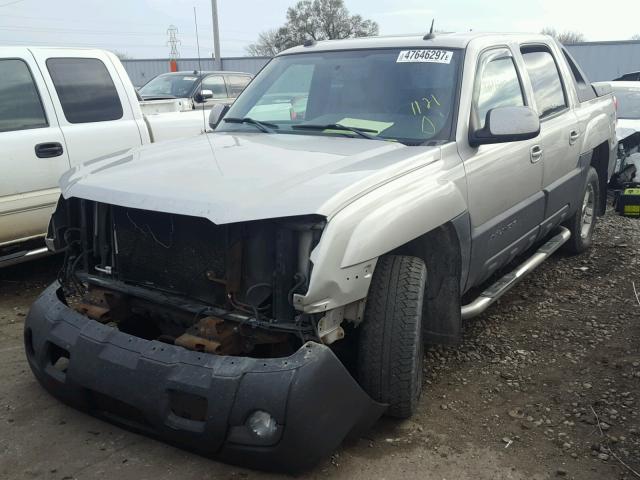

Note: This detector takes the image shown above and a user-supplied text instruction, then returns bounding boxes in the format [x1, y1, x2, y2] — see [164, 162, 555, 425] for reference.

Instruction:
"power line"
[0, 25, 254, 42]
[0, 0, 26, 7]
[0, 12, 251, 35]
[0, 25, 169, 36]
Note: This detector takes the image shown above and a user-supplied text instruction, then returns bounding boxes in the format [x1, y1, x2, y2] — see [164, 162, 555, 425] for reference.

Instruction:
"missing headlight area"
[53, 198, 326, 358]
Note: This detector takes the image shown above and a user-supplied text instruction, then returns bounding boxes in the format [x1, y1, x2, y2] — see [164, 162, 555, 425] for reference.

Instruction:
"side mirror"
[470, 106, 540, 147]
[196, 89, 214, 102]
[208, 103, 230, 129]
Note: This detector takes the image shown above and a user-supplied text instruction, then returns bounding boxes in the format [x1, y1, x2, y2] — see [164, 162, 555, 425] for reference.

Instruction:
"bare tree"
[541, 27, 585, 44]
[631, 34, 640, 40]
[245, 29, 289, 56]
[246, 0, 379, 56]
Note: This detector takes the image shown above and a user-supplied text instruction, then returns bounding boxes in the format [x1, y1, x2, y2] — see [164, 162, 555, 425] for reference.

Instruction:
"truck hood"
[61, 132, 441, 224]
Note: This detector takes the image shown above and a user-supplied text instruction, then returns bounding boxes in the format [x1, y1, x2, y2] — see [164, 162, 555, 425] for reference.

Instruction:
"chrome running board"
[461, 227, 571, 320]
[0, 247, 50, 269]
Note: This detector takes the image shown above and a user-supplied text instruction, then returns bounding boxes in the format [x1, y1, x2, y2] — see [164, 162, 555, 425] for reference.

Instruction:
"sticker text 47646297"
[396, 50, 453, 64]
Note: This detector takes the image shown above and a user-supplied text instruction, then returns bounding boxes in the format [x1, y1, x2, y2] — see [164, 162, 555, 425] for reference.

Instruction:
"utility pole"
[211, 0, 221, 70]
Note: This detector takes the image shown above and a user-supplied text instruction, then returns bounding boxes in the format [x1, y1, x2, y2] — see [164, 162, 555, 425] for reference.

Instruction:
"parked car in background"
[0, 47, 216, 268]
[610, 82, 640, 130]
[27, 32, 616, 472]
[614, 71, 640, 81]
[607, 81, 640, 184]
[138, 70, 253, 109]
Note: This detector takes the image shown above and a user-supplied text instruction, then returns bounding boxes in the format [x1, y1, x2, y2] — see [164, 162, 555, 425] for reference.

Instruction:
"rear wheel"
[357, 255, 426, 418]
[564, 167, 599, 254]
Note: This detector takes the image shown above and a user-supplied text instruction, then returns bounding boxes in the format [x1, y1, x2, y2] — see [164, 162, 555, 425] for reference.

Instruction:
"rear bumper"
[24, 283, 384, 473]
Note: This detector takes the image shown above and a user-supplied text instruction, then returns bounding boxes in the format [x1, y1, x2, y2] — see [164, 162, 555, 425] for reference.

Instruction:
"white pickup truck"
[0, 47, 212, 267]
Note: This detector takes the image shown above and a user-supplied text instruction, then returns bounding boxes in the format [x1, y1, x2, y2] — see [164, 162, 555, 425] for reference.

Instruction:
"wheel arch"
[391, 220, 467, 345]
[299, 172, 468, 314]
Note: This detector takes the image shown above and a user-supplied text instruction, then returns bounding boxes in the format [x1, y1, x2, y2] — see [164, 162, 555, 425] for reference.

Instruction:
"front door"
[460, 47, 545, 288]
[196, 74, 232, 108]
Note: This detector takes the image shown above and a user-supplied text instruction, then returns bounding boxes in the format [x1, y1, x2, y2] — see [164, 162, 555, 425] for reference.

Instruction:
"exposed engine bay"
[49, 198, 327, 358]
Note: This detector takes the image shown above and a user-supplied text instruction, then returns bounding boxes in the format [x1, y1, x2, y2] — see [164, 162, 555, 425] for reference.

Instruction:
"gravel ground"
[0, 210, 639, 480]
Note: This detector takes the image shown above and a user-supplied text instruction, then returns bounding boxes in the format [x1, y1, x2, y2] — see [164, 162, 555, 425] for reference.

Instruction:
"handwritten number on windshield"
[411, 94, 442, 135]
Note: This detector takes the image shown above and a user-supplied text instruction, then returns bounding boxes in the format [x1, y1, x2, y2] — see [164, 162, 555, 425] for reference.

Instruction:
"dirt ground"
[1, 211, 639, 480]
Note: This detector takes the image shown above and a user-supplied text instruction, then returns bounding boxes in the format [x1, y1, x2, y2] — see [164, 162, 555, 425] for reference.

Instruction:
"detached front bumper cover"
[25, 283, 385, 473]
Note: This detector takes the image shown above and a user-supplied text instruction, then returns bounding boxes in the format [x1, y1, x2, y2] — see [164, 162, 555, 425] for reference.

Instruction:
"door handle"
[530, 145, 543, 163]
[569, 130, 581, 145]
[35, 142, 64, 158]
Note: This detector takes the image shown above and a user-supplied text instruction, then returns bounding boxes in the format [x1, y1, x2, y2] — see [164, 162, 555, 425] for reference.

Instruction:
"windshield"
[216, 48, 461, 145]
[613, 86, 640, 119]
[139, 73, 200, 98]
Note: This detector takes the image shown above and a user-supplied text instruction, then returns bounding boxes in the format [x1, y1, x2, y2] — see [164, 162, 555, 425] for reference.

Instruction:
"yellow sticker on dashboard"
[337, 118, 394, 134]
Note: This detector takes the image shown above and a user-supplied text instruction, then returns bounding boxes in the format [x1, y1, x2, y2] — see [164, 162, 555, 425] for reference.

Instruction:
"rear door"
[0, 48, 71, 246]
[519, 44, 581, 235]
[30, 49, 143, 166]
[460, 47, 545, 287]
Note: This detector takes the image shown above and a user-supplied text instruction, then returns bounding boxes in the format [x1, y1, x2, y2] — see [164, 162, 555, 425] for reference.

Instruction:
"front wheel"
[357, 255, 426, 419]
[564, 167, 599, 254]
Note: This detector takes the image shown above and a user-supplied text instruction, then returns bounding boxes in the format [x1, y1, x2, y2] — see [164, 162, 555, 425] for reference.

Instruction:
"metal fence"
[565, 41, 640, 82]
[122, 40, 640, 87]
[122, 56, 271, 87]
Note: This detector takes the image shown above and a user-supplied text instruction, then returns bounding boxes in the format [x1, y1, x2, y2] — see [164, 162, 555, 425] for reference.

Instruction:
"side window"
[201, 75, 227, 99]
[226, 75, 251, 97]
[0, 59, 48, 133]
[473, 52, 524, 130]
[521, 48, 567, 118]
[561, 49, 596, 103]
[47, 58, 123, 124]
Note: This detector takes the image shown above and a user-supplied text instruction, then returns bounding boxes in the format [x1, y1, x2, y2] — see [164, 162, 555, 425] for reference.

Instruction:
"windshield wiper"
[141, 94, 178, 100]
[222, 117, 279, 133]
[292, 123, 378, 140]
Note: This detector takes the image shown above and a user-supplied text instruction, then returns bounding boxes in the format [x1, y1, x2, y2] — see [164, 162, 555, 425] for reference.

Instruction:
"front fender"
[341, 180, 466, 267]
[297, 158, 467, 314]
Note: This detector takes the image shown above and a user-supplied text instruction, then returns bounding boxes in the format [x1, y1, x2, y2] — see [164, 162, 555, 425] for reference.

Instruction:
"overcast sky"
[1, 0, 638, 58]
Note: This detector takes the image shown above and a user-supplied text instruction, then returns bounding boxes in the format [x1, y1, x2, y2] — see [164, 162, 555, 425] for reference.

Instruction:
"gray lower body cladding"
[24, 283, 385, 473]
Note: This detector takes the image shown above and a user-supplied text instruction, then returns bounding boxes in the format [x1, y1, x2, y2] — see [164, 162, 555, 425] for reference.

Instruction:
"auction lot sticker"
[396, 50, 453, 64]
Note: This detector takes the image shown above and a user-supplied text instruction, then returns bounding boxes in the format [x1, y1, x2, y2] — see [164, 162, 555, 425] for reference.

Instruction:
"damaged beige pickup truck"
[25, 32, 616, 472]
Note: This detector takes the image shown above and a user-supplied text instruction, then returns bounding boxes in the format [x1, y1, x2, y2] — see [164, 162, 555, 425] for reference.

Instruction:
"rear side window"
[226, 75, 251, 97]
[201, 75, 227, 99]
[561, 49, 596, 102]
[0, 59, 48, 133]
[47, 58, 123, 123]
[521, 48, 567, 118]
[474, 53, 524, 129]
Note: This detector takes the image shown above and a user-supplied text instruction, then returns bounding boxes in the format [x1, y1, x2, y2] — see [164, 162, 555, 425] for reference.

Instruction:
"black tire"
[357, 255, 426, 418]
[564, 167, 600, 254]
